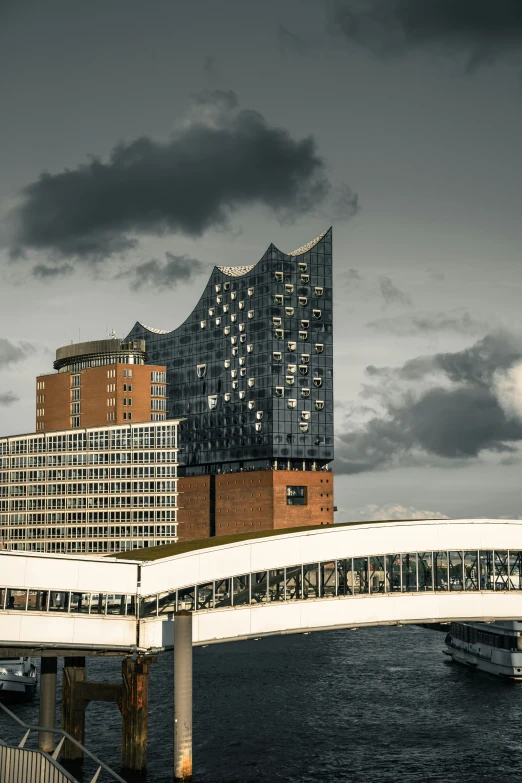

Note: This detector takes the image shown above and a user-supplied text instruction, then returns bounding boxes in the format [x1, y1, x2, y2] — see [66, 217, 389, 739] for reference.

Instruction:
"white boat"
[0, 657, 38, 699]
[444, 621, 522, 680]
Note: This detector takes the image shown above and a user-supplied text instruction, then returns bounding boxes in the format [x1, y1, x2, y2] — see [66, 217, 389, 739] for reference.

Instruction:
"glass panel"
[158, 590, 176, 614]
[196, 582, 214, 610]
[494, 550, 509, 590]
[232, 575, 250, 606]
[401, 554, 417, 592]
[509, 551, 522, 590]
[178, 586, 195, 612]
[479, 550, 494, 590]
[320, 561, 336, 598]
[107, 594, 126, 615]
[433, 552, 448, 591]
[417, 553, 433, 591]
[125, 595, 136, 616]
[303, 564, 319, 598]
[337, 559, 353, 596]
[251, 572, 268, 604]
[70, 592, 89, 613]
[464, 551, 479, 590]
[49, 590, 69, 612]
[140, 594, 157, 617]
[370, 556, 385, 594]
[448, 552, 464, 591]
[285, 565, 302, 600]
[268, 570, 285, 601]
[386, 555, 401, 593]
[0, 587, 5, 610]
[6, 589, 27, 610]
[215, 579, 232, 608]
[90, 593, 106, 615]
[27, 589, 49, 611]
[353, 557, 369, 595]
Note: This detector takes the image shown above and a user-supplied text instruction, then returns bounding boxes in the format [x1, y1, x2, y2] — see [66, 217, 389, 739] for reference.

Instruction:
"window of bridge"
[336, 559, 353, 596]
[196, 583, 214, 610]
[178, 585, 195, 612]
[215, 578, 232, 608]
[233, 574, 250, 606]
[5, 588, 26, 610]
[479, 551, 494, 590]
[508, 551, 522, 590]
[463, 551, 479, 590]
[386, 555, 401, 593]
[28, 589, 48, 611]
[401, 554, 417, 593]
[320, 561, 336, 598]
[285, 565, 302, 600]
[107, 594, 126, 615]
[418, 553, 433, 590]
[89, 593, 107, 614]
[49, 590, 69, 612]
[268, 570, 285, 601]
[353, 557, 369, 594]
[434, 552, 449, 591]
[370, 556, 385, 593]
[494, 550, 509, 591]
[303, 563, 319, 598]
[158, 590, 175, 615]
[251, 572, 269, 604]
[449, 551, 465, 591]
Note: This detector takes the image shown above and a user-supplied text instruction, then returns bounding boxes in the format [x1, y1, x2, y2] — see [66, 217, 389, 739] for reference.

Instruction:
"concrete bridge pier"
[174, 611, 193, 781]
[38, 656, 57, 753]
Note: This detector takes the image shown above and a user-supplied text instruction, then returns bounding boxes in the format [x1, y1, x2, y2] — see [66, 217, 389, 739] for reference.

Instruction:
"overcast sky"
[2, 0, 522, 522]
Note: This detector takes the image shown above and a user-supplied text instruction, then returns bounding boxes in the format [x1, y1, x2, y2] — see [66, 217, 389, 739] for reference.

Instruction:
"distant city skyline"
[2, 0, 522, 521]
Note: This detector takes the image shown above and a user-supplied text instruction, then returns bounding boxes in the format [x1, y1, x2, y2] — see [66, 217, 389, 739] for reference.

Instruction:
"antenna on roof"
[108, 328, 116, 338]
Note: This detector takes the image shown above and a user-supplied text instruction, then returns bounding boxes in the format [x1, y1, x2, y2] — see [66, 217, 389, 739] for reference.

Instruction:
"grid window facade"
[125, 229, 334, 476]
[0, 422, 179, 555]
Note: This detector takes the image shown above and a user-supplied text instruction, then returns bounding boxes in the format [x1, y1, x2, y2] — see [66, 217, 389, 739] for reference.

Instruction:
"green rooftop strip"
[111, 519, 434, 562]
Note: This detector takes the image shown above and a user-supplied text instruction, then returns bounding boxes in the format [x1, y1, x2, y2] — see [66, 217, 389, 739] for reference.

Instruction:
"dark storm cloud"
[7, 91, 337, 262]
[32, 263, 73, 280]
[121, 253, 206, 291]
[367, 310, 488, 336]
[334, 0, 522, 70]
[0, 392, 19, 406]
[379, 276, 413, 307]
[335, 329, 522, 474]
[0, 338, 35, 369]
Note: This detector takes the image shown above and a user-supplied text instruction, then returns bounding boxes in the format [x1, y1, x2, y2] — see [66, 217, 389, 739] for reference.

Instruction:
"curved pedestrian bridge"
[2, 518, 522, 653]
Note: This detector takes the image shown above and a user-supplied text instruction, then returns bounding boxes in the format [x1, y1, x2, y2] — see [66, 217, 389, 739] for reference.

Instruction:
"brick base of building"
[177, 469, 334, 542]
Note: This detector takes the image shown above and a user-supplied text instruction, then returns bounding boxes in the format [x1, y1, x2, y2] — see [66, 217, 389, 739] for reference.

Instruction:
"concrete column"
[62, 656, 86, 761]
[174, 611, 192, 781]
[38, 657, 57, 753]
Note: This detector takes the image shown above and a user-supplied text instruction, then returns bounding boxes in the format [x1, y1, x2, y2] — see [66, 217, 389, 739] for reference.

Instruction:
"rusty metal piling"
[174, 611, 193, 781]
[38, 656, 57, 752]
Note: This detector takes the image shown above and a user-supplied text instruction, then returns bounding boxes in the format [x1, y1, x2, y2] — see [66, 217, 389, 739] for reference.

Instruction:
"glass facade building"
[0, 421, 179, 554]
[125, 229, 334, 476]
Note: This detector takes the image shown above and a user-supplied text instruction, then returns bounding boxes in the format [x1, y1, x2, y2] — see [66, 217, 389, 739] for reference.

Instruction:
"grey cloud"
[0, 338, 35, 369]
[335, 329, 522, 474]
[32, 263, 74, 280]
[333, 0, 522, 70]
[339, 268, 363, 288]
[0, 391, 19, 406]
[7, 91, 337, 262]
[122, 253, 206, 291]
[379, 276, 413, 307]
[202, 56, 217, 77]
[367, 310, 488, 336]
[278, 25, 307, 55]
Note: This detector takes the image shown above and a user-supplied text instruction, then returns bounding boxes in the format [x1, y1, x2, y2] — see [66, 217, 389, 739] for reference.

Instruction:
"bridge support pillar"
[38, 656, 57, 753]
[174, 611, 193, 781]
[121, 656, 153, 774]
[62, 656, 86, 762]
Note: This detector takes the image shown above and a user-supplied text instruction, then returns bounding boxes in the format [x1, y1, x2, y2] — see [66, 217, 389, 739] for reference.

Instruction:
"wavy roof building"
[125, 228, 334, 478]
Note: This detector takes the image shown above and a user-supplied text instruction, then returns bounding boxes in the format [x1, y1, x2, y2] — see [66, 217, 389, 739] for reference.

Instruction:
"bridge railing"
[0, 701, 127, 783]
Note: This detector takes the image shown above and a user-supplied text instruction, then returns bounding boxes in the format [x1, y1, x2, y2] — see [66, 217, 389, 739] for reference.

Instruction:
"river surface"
[2, 626, 522, 783]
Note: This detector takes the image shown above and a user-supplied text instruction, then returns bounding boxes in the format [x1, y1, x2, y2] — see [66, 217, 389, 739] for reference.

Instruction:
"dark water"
[2, 626, 522, 783]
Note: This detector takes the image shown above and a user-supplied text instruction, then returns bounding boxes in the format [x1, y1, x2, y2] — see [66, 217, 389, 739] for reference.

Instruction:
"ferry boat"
[0, 657, 38, 699]
[444, 621, 522, 680]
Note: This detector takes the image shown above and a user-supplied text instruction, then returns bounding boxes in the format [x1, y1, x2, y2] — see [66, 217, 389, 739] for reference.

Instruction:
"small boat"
[445, 621, 522, 680]
[0, 657, 38, 699]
